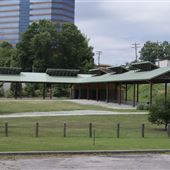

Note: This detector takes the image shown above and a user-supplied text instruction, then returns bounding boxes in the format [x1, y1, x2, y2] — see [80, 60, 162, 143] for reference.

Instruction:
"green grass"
[0, 115, 169, 152]
[0, 100, 139, 114]
[127, 84, 170, 103]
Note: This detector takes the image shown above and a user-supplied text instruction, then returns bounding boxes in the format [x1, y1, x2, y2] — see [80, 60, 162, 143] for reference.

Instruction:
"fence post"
[117, 123, 120, 138]
[89, 123, 92, 138]
[35, 122, 39, 137]
[167, 124, 170, 137]
[141, 124, 145, 138]
[64, 122, 67, 137]
[5, 122, 8, 137]
[93, 128, 96, 145]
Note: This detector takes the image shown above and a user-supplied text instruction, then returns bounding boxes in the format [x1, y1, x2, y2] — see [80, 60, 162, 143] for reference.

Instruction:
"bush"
[143, 104, 149, 110]
[24, 84, 43, 97]
[137, 104, 144, 110]
[6, 90, 14, 98]
[53, 84, 70, 97]
[148, 97, 170, 130]
[0, 88, 4, 97]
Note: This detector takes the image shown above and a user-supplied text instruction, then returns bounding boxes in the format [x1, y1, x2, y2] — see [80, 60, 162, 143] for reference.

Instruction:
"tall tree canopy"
[0, 42, 18, 67]
[17, 20, 94, 72]
[139, 41, 170, 63]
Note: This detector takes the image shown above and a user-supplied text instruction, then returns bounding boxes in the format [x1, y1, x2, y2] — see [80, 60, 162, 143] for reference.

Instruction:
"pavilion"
[0, 61, 169, 107]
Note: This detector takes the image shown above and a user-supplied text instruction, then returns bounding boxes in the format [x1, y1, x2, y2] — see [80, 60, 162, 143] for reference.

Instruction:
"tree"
[57, 24, 94, 72]
[0, 41, 19, 67]
[17, 20, 58, 72]
[139, 41, 170, 63]
[17, 20, 94, 72]
[148, 97, 170, 130]
[139, 41, 163, 63]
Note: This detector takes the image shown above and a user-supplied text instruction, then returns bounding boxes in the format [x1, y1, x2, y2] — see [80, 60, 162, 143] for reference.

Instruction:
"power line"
[96, 51, 102, 66]
[132, 43, 140, 61]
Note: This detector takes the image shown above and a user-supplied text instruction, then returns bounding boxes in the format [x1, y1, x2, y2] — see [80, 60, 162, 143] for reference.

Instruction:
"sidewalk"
[0, 110, 147, 118]
[66, 99, 136, 110]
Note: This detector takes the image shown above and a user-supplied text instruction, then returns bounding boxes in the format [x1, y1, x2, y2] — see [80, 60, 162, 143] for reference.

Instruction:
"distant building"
[156, 60, 170, 67]
[0, 0, 75, 45]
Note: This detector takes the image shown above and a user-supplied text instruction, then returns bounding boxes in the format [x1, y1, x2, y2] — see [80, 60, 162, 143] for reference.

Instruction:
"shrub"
[143, 104, 149, 111]
[6, 90, 14, 98]
[137, 104, 144, 110]
[148, 97, 170, 130]
[0, 88, 4, 97]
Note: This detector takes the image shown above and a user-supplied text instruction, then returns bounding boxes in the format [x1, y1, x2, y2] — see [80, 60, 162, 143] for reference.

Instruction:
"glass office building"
[30, 0, 75, 24]
[0, 0, 75, 45]
[0, 0, 29, 45]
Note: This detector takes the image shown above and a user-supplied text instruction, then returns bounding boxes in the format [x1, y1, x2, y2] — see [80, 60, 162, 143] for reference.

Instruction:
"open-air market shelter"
[0, 61, 170, 107]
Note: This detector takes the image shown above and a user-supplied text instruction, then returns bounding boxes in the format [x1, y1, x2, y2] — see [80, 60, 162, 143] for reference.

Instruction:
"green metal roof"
[0, 67, 169, 84]
[108, 66, 128, 74]
[131, 61, 158, 71]
[0, 67, 22, 75]
[80, 66, 170, 83]
[46, 69, 79, 77]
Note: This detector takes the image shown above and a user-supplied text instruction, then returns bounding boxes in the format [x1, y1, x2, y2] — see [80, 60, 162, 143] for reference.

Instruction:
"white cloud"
[75, 0, 170, 65]
[100, 2, 170, 23]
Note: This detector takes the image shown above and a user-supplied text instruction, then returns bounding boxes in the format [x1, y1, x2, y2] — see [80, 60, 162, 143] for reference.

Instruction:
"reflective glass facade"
[30, 0, 75, 23]
[0, 0, 75, 45]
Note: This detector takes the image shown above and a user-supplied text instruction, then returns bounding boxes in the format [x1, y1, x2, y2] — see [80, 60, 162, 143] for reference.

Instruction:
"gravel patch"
[0, 154, 170, 170]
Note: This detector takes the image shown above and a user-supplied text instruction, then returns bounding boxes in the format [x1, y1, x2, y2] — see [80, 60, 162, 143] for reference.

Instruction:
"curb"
[0, 150, 170, 156]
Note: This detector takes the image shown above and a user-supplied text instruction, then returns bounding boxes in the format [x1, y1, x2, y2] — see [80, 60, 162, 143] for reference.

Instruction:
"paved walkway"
[66, 99, 135, 109]
[0, 110, 147, 118]
[0, 154, 169, 170]
[0, 99, 146, 118]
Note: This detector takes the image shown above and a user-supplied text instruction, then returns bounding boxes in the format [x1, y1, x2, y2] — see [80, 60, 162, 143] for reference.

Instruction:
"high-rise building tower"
[0, 0, 75, 45]
[0, 0, 29, 45]
[30, 0, 75, 24]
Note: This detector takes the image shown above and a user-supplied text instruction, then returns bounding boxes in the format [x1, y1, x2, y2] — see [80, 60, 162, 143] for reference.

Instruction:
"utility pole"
[156, 41, 161, 67]
[96, 51, 102, 66]
[132, 43, 140, 61]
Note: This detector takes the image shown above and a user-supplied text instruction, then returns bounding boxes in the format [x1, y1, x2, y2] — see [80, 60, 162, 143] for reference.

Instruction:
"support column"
[119, 83, 122, 105]
[149, 83, 153, 107]
[49, 84, 52, 99]
[133, 84, 136, 107]
[72, 85, 76, 99]
[70, 85, 73, 99]
[165, 83, 168, 103]
[136, 84, 139, 104]
[43, 83, 46, 99]
[125, 84, 128, 104]
[106, 83, 109, 103]
[14, 82, 18, 99]
[87, 86, 90, 100]
[96, 88, 99, 101]
[78, 86, 81, 99]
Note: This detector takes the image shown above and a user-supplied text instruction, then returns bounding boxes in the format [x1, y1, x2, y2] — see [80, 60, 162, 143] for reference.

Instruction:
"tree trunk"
[165, 123, 168, 131]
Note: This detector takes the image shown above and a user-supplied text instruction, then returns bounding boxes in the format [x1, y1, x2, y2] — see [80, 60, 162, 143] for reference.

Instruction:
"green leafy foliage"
[23, 84, 43, 97]
[148, 97, 170, 130]
[0, 42, 19, 67]
[53, 84, 70, 97]
[139, 41, 170, 63]
[17, 20, 94, 73]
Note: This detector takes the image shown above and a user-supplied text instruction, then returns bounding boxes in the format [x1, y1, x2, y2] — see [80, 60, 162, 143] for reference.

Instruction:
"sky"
[75, 0, 170, 66]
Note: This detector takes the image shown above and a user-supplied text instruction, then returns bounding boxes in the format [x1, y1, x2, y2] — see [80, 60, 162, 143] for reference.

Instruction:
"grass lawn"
[0, 115, 169, 152]
[127, 84, 170, 103]
[0, 100, 139, 114]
